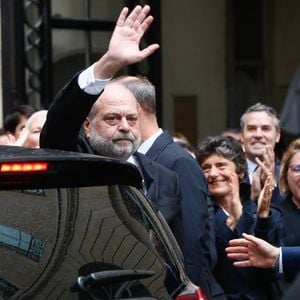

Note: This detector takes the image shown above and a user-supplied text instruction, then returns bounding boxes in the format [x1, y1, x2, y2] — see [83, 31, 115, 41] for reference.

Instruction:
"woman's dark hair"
[197, 135, 248, 180]
[4, 105, 36, 134]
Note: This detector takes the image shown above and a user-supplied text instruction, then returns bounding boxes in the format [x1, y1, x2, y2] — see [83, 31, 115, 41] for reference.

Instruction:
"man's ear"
[83, 118, 91, 139]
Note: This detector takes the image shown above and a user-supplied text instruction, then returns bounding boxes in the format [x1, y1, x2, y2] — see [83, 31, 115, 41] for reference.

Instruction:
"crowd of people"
[1, 4, 300, 300]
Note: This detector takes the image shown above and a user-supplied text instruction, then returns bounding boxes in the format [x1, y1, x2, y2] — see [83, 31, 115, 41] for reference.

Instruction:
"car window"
[0, 185, 184, 299]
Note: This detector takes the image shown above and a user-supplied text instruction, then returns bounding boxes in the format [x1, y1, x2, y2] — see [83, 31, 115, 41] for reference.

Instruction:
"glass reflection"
[0, 225, 45, 262]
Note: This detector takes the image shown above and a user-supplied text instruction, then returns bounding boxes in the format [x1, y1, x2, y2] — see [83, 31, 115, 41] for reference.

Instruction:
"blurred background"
[1, 0, 299, 146]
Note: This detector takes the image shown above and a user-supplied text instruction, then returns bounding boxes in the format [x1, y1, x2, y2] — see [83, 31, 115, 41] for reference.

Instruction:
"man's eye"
[262, 126, 271, 131]
[127, 117, 137, 125]
[106, 116, 119, 125]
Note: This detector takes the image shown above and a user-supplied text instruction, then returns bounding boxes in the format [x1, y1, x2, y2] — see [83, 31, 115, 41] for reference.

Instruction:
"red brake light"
[0, 162, 48, 173]
[176, 288, 206, 300]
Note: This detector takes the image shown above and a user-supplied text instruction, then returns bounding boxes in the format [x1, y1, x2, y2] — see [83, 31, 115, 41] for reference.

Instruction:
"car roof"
[0, 146, 143, 190]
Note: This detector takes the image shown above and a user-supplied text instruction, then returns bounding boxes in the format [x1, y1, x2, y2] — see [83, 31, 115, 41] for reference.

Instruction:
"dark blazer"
[133, 152, 181, 224]
[272, 247, 300, 300]
[213, 198, 282, 299]
[282, 247, 300, 281]
[283, 272, 300, 300]
[144, 131, 225, 299]
[274, 196, 300, 247]
[40, 74, 181, 230]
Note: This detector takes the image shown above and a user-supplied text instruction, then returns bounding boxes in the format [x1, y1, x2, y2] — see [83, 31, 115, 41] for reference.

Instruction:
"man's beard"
[89, 130, 141, 160]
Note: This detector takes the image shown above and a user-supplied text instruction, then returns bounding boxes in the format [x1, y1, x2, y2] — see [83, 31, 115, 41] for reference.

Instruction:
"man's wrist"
[78, 63, 111, 95]
[93, 52, 123, 79]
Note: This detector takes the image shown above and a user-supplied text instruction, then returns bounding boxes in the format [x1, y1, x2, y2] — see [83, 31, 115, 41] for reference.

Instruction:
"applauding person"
[198, 135, 282, 299]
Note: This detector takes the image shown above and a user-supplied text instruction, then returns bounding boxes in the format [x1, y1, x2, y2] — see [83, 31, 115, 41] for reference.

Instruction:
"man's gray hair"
[118, 76, 157, 115]
[240, 102, 280, 131]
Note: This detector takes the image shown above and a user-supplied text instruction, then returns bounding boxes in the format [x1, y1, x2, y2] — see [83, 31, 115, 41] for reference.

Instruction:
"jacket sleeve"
[282, 246, 300, 281]
[40, 73, 100, 151]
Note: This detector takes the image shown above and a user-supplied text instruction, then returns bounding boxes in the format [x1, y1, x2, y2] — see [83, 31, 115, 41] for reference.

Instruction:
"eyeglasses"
[289, 164, 300, 175]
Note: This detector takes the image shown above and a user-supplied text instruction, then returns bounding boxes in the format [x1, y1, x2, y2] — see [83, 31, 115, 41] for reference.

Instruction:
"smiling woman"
[272, 139, 300, 285]
[197, 135, 282, 299]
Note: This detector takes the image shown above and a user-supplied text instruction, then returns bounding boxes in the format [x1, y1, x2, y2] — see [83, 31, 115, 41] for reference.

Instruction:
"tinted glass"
[0, 185, 183, 299]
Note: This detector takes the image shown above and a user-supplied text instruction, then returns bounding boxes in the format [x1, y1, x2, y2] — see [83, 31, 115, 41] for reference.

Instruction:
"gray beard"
[89, 131, 141, 160]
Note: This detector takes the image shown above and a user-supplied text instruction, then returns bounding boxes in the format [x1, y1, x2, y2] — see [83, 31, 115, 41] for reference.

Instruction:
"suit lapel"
[133, 152, 158, 201]
[146, 131, 173, 160]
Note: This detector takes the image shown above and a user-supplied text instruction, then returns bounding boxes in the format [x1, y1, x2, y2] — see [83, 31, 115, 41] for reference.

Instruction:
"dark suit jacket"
[144, 131, 225, 299]
[274, 247, 300, 300]
[274, 196, 300, 247]
[40, 74, 181, 230]
[283, 271, 300, 300]
[282, 247, 300, 281]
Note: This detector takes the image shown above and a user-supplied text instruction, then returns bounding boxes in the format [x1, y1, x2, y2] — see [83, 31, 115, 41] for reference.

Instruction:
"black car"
[0, 146, 205, 300]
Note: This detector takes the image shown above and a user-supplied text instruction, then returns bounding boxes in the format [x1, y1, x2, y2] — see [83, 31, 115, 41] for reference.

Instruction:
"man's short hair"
[240, 102, 280, 132]
[119, 76, 157, 115]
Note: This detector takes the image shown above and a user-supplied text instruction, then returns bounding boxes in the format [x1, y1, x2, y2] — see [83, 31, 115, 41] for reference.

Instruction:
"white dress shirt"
[78, 63, 111, 95]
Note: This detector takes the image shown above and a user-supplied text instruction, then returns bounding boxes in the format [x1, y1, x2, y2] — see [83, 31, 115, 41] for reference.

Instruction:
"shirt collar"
[138, 129, 163, 154]
[247, 158, 257, 184]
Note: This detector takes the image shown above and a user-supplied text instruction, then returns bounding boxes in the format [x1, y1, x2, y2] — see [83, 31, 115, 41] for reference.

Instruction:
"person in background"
[4, 104, 36, 139]
[0, 110, 47, 148]
[22, 110, 48, 148]
[112, 75, 225, 299]
[172, 131, 197, 159]
[198, 135, 282, 299]
[273, 138, 300, 251]
[227, 137, 300, 297]
[269, 137, 300, 295]
[221, 128, 241, 141]
[240, 102, 285, 203]
[0, 128, 15, 145]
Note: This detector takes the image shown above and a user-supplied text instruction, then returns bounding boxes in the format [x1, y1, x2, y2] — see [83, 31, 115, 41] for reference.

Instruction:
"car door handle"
[71, 269, 155, 292]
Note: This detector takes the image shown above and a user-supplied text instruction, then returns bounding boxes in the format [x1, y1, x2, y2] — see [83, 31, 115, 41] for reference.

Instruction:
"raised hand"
[250, 165, 262, 201]
[251, 148, 276, 201]
[257, 173, 274, 218]
[259, 145, 276, 185]
[94, 5, 160, 79]
[226, 173, 243, 229]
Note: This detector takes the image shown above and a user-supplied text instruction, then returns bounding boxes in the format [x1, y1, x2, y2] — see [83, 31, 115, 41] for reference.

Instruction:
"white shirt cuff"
[78, 63, 111, 95]
[279, 247, 283, 274]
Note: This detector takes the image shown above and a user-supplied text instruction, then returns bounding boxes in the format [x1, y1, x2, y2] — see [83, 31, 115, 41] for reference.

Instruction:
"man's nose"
[118, 117, 130, 131]
[254, 128, 263, 137]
